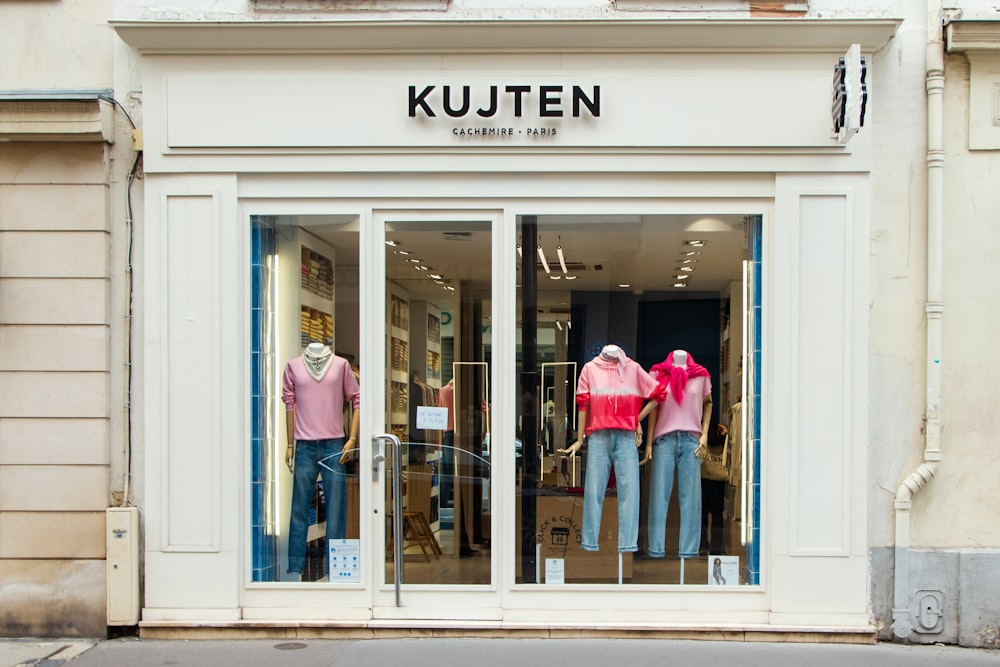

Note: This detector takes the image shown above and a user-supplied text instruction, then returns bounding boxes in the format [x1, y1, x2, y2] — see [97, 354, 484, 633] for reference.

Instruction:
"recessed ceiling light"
[679, 258, 698, 264]
[416, 265, 429, 271]
[395, 249, 410, 255]
[677, 266, 695, 272]
[408, 258, 421, 263]
[673, 282, 688, 288]
[673, 274, 691, 280]
[429, 274, 442, 280]
[549, 275, 562, 280]
[618, 283, 631, 288]
[564, 275, 578, 280]
[681, 252, 701, 257]
[683, 240, 706, 247]
[385, 240, 399, 247]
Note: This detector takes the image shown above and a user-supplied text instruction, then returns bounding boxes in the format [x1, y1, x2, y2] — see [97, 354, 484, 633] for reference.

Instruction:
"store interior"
[250, 211, 758, 587]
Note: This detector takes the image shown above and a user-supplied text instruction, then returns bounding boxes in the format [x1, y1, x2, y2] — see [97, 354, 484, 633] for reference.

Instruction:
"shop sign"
[408, 84, 600, 140]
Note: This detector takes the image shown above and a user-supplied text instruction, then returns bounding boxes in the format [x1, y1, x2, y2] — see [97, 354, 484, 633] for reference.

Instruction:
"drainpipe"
[891, 0, 945, 640]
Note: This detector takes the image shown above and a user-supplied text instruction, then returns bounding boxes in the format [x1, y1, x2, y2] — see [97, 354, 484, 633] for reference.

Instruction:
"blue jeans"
[647, 430, 702, 559]
[288, 438, 348, 574]
[582, 429, 639, 553]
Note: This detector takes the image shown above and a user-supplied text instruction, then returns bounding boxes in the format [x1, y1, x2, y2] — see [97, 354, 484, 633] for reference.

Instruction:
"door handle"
[372, 437, 386, 481]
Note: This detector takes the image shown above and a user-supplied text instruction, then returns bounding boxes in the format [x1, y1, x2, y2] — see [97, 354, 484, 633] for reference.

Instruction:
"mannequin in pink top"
[643, 349, 712, 560]
[282, 341, 361, 576]
[559, 344, 665, 554]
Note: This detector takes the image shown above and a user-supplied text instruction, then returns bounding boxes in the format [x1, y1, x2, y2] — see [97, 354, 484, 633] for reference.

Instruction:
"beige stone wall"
[0, 142, 110, 637]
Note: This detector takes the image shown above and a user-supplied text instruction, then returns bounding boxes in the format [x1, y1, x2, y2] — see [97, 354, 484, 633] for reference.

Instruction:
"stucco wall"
[1, 0, 114, 91]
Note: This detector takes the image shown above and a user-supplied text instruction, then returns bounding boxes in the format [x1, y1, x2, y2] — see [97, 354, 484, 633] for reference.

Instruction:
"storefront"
[113, 18, 896, 636]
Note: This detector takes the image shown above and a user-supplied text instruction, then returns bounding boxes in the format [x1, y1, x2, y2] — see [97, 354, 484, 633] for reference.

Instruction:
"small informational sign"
[545, 558, 565, 585]
[708, 555, 739, 586]
[328, 539, 361, 583]
[416, 406, 448, 430]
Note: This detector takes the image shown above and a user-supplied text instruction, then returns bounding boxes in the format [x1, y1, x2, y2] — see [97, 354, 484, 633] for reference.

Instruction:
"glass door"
[372, 211, 500, 617]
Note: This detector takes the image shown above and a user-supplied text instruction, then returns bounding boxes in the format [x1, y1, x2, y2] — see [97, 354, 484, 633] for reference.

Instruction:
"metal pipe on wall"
[892, 0, 945, 640]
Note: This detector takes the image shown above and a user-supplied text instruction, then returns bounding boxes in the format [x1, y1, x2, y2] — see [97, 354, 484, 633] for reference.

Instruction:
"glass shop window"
[250, 214, 362, 583]
[514, 213, 762, 586]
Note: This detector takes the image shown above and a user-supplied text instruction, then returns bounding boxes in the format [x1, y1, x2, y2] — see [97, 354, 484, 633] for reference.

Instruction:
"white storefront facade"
[112, 8, 900, 638]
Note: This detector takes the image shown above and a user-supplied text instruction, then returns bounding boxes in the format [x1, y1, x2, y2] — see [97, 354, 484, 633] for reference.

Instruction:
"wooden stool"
[386, 510, 443, 562]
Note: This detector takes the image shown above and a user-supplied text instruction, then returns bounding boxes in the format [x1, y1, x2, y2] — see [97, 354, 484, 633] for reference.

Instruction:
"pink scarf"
[649, 351, 709, 404]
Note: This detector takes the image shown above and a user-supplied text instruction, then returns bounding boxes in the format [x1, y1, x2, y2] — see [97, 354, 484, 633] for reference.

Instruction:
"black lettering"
[505, 85, 531, 117]
[477, 86, 499, 117]
[540, 85, 563, 117]
[409, 85, 436, 117]
[572, 85, 600, 117]
[443, 85, 471, 118]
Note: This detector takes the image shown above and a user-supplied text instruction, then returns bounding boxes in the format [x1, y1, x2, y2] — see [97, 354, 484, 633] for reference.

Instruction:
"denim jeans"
[288, 438, 348, 574]
[647, 430, 702, 559]
[582, 429, 639, 553]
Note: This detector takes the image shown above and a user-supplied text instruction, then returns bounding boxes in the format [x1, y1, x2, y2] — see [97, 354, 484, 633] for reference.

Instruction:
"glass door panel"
[383, 218, 493, 586]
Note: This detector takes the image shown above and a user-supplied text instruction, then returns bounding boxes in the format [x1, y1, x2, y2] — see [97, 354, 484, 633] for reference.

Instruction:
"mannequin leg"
[581, 430, 612, 551]
[321, 438, 348, 543]
[646, 432, 678, 558]
[288, 440, 321, 574]
[676, 431, 702, 559]
[610, 429, 640, 552]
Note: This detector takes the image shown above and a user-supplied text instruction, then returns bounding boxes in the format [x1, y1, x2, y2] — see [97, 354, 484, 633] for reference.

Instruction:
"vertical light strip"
[741, 259, 749, 546]
[271, 251, 282, 537]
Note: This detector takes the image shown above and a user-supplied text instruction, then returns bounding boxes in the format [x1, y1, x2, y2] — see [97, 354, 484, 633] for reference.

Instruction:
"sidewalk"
[4, 637, 999, 667]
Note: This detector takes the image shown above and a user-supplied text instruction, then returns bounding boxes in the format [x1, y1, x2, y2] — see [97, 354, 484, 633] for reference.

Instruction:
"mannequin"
[559, 344, 665, 553]
[282, 341, 361, 576]
[644, 349, 712, 560]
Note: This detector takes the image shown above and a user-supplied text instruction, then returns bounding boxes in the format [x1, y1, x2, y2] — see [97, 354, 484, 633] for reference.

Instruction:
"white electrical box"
[106, 507, 141, 625]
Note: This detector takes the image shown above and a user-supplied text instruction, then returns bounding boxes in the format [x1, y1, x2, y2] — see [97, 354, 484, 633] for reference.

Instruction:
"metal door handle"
[372, 438, 385, 481]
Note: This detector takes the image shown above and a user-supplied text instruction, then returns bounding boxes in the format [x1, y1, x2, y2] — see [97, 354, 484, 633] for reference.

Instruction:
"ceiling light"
[537, 245, 551, 274]
[396, 249, 411, 256]
[429, 274, 442, 280]
[385, 240, 399, 247]
[673, 282, 688, 288]
[673, 274, 691, 280]
[445, 285, 455, 291]
[434, 280, 445, 284]
[549, 275, 562, 280]
[683, 240, 706, 247]
[555, 320, 563, 331]
[564, 275, 577, 280]
[517, 243, 522, 258]
[408, 258, 421, 263]
[680, 258, 698, 264]
[677, 266, 695, 272]
[416, 265, 429, 271]
[557, 238, 568, 274]
[618, 283, 630, 288]
[681, 251, 701, 257]
[566, 320, 572, 329]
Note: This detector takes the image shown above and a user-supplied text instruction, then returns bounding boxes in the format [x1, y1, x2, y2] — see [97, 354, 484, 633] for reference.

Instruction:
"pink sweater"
[651, 375, 712, 438]
[282, 355, 361, 441]
[576, 356, 665, 435]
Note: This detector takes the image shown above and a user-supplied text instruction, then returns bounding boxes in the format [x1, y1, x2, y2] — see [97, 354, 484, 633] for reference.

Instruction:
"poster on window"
[708, 555, 739, 586]
[328, 539, 361, 583]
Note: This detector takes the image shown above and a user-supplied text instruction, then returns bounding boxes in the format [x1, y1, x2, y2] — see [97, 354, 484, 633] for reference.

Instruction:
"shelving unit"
[388, 284, 410, 445]
[408, 302, 443, 536]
